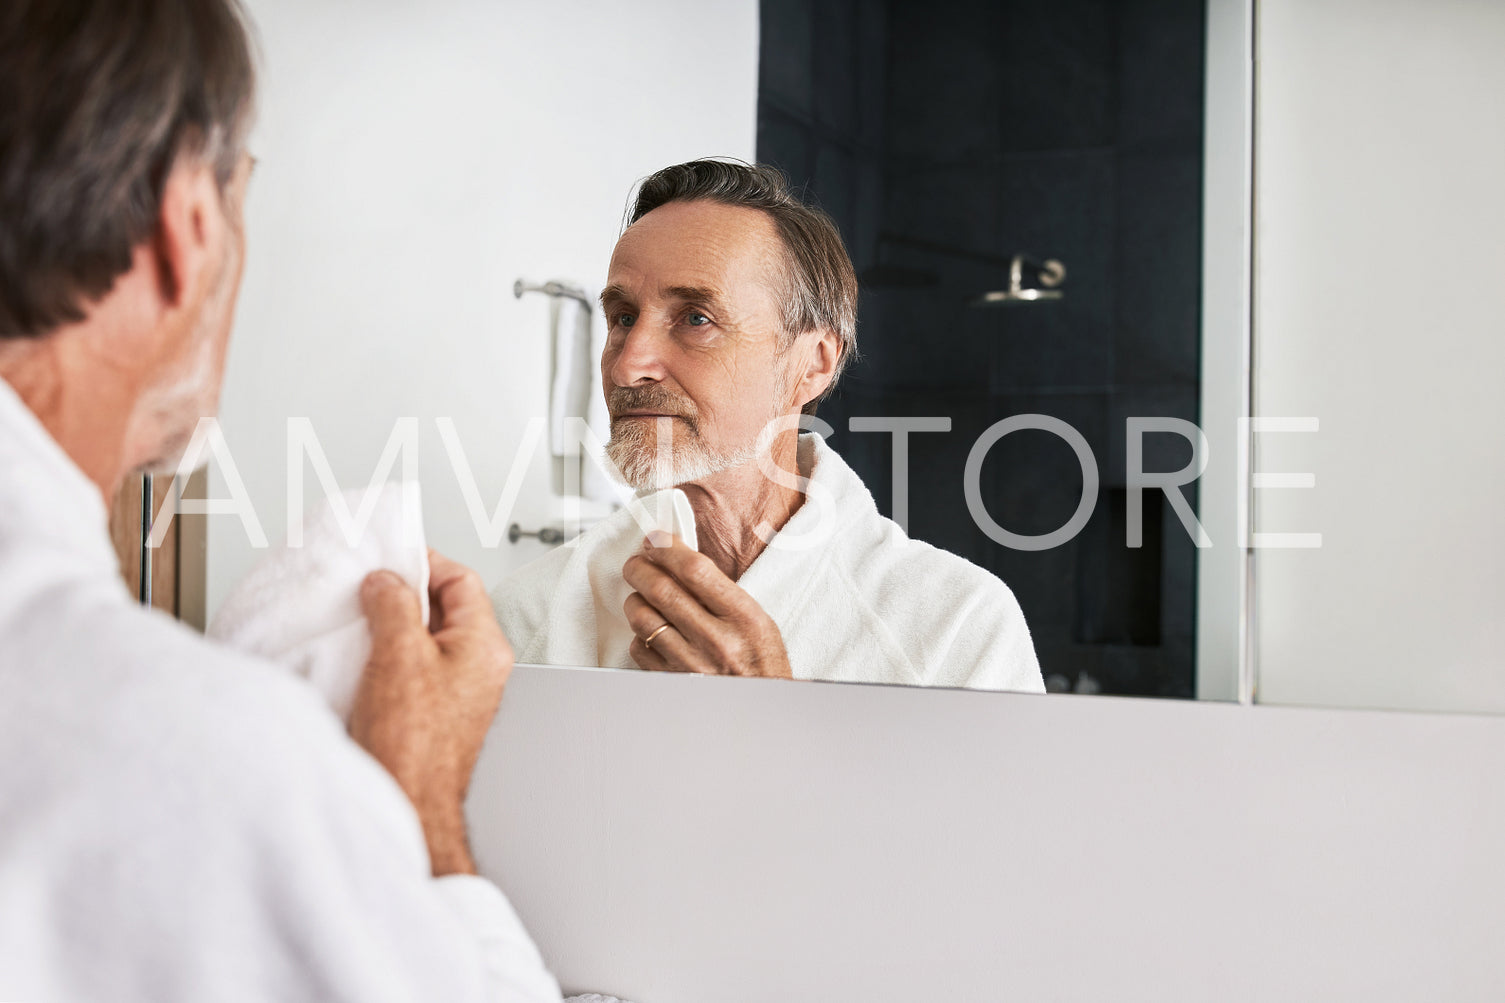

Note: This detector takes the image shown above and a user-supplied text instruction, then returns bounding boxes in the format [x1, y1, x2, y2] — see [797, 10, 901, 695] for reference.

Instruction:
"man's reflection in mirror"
[492, 160, 1043, 692]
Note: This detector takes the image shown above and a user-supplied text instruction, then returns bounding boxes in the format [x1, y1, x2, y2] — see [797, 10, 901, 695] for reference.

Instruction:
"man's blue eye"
[686, 311, 709, 326]
[617, 312, 635, 328]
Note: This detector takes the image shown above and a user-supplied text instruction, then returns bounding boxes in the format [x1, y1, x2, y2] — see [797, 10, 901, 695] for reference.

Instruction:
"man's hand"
[348, 550, 513, 877]
[622, 533, 793, 679]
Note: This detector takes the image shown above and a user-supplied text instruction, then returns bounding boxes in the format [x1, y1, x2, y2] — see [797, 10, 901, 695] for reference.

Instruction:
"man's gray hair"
[626, 159, 859, 409]
[0, 0, 258, 338]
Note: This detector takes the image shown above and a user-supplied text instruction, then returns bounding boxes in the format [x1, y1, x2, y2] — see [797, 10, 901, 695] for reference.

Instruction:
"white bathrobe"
[494, 433, 1045, 692]
[0, 379, 560, 1003]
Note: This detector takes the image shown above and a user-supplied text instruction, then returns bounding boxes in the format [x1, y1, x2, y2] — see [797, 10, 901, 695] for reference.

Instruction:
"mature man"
[0, 2, 558, 999]
[493, 161, 1044, 692]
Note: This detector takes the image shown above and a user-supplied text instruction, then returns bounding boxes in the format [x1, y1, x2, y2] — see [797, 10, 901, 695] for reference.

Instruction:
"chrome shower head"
[971, 255, 1066, 307]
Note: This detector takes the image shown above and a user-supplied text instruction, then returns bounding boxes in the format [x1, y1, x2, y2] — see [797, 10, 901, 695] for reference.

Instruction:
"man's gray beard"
[605, 418, 758, 492]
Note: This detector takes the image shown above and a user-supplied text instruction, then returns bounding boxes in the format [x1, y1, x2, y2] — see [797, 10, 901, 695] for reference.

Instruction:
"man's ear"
[794, 327, 842, 409]
[151, 159, 225, 317]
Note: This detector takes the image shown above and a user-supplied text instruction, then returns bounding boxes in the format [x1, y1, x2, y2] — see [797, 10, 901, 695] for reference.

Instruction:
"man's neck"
[0, 335, 137, 504]
[679, 431, 805, 581]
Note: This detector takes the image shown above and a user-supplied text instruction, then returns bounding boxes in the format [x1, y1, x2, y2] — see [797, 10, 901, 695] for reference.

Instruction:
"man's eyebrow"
[598, 284, 631, 309]
[663, 285, 724, 307]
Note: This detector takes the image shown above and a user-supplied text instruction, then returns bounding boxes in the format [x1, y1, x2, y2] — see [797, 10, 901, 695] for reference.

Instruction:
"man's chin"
[603, 446, 663, 491]
[604, 440, 747, 493]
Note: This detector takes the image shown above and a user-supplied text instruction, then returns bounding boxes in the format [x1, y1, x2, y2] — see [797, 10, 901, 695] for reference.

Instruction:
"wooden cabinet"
[107, 471, 208, 630]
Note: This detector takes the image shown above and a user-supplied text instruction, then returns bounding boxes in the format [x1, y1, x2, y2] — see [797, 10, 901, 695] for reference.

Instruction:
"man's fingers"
[358, 571, 433, 692]
[638, 537, 745, 618]
[361, 570, 425, 652]
[624, 591, 717, 675]
[427, 549, 471, 591]
[426, 549, 495, 633]
[627, 635, 668, 671]
[628, 634, 697, 674]
[622, 591, 663, 637]
[622, 540, 792, 678]
[623, 556, 725, 649]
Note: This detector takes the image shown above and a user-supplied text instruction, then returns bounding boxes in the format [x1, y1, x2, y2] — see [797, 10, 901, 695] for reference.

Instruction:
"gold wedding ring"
[642, 623, 671, 650]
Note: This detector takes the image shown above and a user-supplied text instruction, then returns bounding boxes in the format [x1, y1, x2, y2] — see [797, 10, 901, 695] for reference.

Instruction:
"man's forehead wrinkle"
[620, 201, 780, 275]
[607, 202, 787, 331]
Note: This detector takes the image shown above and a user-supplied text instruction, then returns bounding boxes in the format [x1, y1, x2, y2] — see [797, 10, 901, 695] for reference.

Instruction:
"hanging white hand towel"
[580, 301, 623, 505]
[207, 481, 429, 723]
[549, 290, 594, 458]
[547, 284, 621, 506]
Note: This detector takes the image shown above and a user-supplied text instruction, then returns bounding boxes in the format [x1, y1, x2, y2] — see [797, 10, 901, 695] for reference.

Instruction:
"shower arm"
[869, 233, 1064, 303]
[513, 279, 592, 308]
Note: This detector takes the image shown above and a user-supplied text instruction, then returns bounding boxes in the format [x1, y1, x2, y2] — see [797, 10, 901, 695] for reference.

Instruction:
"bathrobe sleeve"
[181, 652, 564, 1003]
[15, 616, 562, 1003]
[937, 574, 1047, 693]
[491, 546, 575, 664]
[837, 523, 1046, 692]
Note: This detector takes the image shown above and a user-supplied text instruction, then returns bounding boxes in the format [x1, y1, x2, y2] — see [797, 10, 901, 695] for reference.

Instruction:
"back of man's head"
[627, 159, 859, 402]
[0, 0, 257, 340]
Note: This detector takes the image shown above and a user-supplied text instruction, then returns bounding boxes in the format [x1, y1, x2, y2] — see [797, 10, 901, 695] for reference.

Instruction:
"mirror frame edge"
[1195, 0, 1256, 704]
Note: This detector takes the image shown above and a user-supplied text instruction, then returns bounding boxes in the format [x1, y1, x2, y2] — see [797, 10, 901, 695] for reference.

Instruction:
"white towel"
[546, 284, 620, 506]
[580, 305, 619, 506]
[548, 291, 593, 460]
[594, 488, 698, 660]
[625, 487, 698, 552]
[207, 481, 429, 723]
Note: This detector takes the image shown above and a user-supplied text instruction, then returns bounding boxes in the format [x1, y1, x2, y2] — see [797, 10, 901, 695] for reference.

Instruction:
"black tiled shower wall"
[758, 0, 1205, 698]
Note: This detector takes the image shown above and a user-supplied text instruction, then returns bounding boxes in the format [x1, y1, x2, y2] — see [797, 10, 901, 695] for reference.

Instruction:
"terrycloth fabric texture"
[492, 434, 1046, 692]
[207, 481, 430, 723]
[549, 292, 594, 458]
[547, 287, 618, 505]
[594, 488, 697, 661]
[624, 486, 698, 553]
[0, 378, 560, 1002]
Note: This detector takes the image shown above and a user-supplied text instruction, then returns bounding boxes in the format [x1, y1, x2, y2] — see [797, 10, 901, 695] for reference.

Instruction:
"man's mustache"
[607, 387, 699, 432]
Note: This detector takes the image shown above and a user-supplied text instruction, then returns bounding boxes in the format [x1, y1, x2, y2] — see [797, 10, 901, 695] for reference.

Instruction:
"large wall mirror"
[167, 0, 1502, 715]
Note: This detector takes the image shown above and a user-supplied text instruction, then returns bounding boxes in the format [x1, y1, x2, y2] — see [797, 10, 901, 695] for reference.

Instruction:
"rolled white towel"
[207, 481, 429, 723]
[593, 487, 697, 661]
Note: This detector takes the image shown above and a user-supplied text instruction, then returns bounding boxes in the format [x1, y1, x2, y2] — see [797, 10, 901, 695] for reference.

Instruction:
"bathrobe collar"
[728, 432, 870, 628]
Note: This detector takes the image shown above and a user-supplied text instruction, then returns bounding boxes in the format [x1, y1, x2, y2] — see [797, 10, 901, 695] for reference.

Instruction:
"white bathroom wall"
[1253, 0, 1505, 711]
[205, 0, 758, 617]
[473, 664, 1505, 1002]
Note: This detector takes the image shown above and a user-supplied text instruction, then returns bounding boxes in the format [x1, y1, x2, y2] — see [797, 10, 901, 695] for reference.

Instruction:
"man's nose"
[605, 323, 668, 388]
